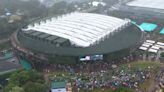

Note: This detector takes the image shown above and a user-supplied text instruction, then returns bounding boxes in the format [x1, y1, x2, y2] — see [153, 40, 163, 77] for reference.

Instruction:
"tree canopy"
[4, 70, 47, 92]
[11, 86, 25, 92]
[23, 81, 47, 92]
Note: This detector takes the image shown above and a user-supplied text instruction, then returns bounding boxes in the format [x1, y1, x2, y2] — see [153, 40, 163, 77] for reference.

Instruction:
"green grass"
[48, 71, 70, 81]
[79, 87, 134, 92]
[119, 61, 163, 71]
[79, 88, 114, 92]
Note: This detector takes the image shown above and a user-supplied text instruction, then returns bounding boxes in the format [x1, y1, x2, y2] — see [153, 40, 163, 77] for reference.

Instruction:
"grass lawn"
[119, 61, 163, 71]
[79, 88, 113, 92]
[79, 87, 134, 92]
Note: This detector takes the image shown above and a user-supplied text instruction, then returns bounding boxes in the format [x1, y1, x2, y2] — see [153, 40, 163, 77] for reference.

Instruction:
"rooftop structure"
[15, 12, 143, 56]
[114, 0, 164, 20]
[127, 0, 164, 10]
[23, 13, 130, 47]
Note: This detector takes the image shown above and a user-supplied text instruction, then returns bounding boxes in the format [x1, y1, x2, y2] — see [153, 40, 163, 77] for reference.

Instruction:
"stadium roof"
[127, 0, 164, 10]
[23, 13, 130, 47]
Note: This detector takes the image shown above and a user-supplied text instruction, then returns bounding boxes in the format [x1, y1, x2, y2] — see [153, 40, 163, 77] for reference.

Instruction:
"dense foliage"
[4, 70, 47, 92]
[0, 0, 47, 18]
[0, 0, 48, 39]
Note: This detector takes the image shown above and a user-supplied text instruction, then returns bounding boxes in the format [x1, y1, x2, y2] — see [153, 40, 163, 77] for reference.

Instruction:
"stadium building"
[112, 0, 164, 21]
[11, 12, 144, 67]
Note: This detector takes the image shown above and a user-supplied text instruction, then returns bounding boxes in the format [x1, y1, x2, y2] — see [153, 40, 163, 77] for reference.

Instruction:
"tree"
[4, 83, 15, 92]
[4, 70, 47, 92]
[9, 70, 30, 86]
[11, 86, 24, 92]
[23, 81, 47, 92]
[9, 70, 44, 86]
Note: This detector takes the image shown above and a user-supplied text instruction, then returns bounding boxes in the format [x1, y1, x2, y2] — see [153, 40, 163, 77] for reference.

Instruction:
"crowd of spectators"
[44, 59, 157, 92]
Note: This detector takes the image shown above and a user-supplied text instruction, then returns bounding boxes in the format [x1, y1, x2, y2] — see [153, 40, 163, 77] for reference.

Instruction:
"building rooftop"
[51, 81, 66, 89]
[127, 0, 164, 10]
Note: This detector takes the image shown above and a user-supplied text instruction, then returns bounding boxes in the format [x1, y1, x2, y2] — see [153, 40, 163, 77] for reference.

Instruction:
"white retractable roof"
[24, 13, 130, 47]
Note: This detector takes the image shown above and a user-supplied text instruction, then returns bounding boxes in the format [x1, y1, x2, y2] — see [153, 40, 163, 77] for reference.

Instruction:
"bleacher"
[23, 29, 70, 46]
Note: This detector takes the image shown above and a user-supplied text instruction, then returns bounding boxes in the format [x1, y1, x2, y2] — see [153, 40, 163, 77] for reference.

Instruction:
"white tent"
[146, 40, 156, 44]
[139, 46, 148, 51]
[143, 42, 153, 46]
[151, 46, 160, 50]
[148, 48, 158, 53]
[157, 42, 164, 46]
[142, 44, 151, 48]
